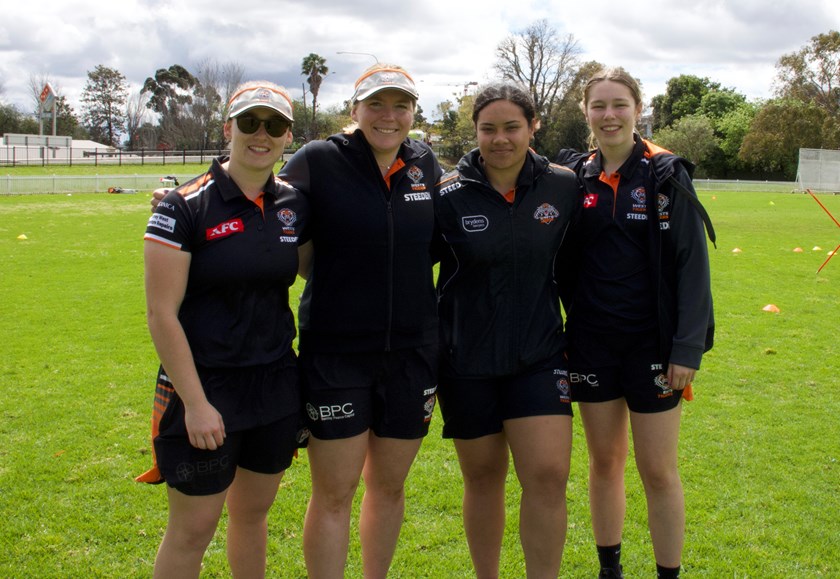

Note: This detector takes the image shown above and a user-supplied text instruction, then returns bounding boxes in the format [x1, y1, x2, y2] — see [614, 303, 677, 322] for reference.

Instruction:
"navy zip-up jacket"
[280, 130, 441, 353]
[556, 138, 714, 369]
[435, 149, 579, 377]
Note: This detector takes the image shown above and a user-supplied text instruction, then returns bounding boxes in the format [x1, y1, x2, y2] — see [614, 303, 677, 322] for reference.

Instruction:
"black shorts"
[154, 413, 302, 496]
[149, 353, 305, 496]
[299, 344, 438, 440]
[437, 351, 573, 440]
[568, 327, 681, 413]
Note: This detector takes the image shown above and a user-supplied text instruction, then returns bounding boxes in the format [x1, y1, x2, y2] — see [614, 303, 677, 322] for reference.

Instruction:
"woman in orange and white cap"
[280, 63, 441, 578]
[139, 80, 308, 578]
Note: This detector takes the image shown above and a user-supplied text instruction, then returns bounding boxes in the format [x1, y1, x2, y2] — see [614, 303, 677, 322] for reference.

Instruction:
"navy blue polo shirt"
[144, 157, 309, 368]
[571, 139, 657, 333]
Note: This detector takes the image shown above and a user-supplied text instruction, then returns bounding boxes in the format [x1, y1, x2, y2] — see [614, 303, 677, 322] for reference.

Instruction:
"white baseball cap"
[227, 85, 294, 122]
[351, 68, 419, 103]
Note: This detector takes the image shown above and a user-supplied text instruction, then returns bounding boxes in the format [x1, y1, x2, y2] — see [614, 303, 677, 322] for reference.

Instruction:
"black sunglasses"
[235, 115, 291, 138]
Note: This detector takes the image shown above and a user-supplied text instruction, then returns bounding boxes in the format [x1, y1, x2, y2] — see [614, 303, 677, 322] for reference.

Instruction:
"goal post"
[796, 148, 840, 193]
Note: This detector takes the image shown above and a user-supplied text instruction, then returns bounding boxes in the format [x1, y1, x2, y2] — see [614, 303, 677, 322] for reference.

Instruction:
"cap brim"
[229, 103, 294, 122]
[354, 86, 419, 102]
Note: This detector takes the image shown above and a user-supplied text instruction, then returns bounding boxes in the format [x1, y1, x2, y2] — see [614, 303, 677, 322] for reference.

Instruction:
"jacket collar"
[327, 129, 429, 164]
[456, 147, 548, 188]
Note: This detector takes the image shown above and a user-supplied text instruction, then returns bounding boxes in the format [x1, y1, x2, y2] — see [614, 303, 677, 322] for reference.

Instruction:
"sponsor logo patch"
[570, 372, 600, 387]
[583, 193, 598, 208]
[440, 181, 462, 196]
[404, 192, 431, 202]
[307, 402, 355, 421]
[148, 213, 176, 233]
[206, 218, 244, 240]
[462, 215, 489, 232]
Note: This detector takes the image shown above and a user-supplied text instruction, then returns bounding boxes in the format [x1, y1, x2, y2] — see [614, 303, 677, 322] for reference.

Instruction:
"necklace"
[377, 156, 396, 171]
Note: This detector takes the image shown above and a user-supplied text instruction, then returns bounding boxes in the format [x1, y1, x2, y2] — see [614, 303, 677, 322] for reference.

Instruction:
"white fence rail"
[692, 180, 797, 193]
[0, 174, 194, 195]
[0, 177, 799, 196]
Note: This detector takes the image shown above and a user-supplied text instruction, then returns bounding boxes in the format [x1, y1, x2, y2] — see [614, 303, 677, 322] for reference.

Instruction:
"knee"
[520, 463, 569, 501]
[166, 518, 219, 552]
[312, 480, 360, 513]
[461, 462, 509, 492]
[589, 449, 627, 480]
[638, 464, 681, 493]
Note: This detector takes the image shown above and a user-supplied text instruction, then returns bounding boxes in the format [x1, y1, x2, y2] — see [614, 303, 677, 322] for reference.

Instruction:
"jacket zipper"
[385, 199, 394, 351]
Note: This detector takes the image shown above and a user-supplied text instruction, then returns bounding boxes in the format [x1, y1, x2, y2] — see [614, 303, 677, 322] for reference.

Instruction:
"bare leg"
[630, 404, 684, 567]
[453, 433, 509, 579]
[359, 433, 424, 579]
[225, 467, 284, 578]
[507, 415, 573, 579]
[303, 432, 369, 579]
[153, 486, 227, 579]
[578, 399, 630, 547]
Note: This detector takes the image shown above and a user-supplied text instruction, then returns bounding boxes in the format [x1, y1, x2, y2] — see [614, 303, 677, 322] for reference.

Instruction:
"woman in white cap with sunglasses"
[280, 63, 441, 578]
[139, 80, 308, 578]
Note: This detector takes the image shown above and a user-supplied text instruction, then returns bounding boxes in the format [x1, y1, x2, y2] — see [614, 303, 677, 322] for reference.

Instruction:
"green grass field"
[0, 186, 838, 577]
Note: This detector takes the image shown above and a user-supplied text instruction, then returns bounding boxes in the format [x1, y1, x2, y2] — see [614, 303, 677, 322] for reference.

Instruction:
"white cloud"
[1, 0, 836, 121]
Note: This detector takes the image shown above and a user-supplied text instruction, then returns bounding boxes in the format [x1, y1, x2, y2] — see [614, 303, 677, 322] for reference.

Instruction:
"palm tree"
[301, 53, 328, 139]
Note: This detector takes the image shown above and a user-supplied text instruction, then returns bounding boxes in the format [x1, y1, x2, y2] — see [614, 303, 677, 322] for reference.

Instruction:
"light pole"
[336, 51, 379, 64]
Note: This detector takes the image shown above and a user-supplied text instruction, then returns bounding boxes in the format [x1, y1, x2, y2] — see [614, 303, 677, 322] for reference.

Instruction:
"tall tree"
[651, 75, 720, 131]
[301, 53, 329, 139]
[195, 58, 244, 147]
[775, 30, 840, 116]
[740, 99, 826, 177]
[81, 65, 128, 146]
[124, 90, 151, 149]
[494, 19, 582, 153]
[142, 65, 198, 148]
[54, 95, 88, 139]
[653, 114, 718, 175]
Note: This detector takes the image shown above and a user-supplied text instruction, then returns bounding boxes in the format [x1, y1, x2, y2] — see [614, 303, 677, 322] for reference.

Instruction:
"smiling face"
[351, 89, 415, 158]
[475, 98, 536, 178]
[583, 79, 643, 154]
[224, 106, 291, 174]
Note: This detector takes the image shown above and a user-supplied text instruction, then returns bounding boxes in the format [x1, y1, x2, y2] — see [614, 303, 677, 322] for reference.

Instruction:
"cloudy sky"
[1, 0, 837, 122]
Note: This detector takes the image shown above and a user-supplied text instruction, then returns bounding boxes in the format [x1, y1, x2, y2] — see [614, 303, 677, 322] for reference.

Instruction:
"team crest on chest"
[407, 165, 426, 191]
[277, 208, 297, 226]
[533, 203, 559, 224]
[276, 208, 299, 242]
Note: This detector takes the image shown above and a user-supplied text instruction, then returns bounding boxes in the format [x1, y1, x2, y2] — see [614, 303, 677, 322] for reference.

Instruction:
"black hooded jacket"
[556, 137, 714, 369]
[435, 148, 580, 377]
[280, 130, 442, 353]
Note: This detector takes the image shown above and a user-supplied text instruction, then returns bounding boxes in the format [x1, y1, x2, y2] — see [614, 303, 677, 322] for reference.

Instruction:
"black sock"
[656, 563, 681, 578]
[597, 543, 622, 571]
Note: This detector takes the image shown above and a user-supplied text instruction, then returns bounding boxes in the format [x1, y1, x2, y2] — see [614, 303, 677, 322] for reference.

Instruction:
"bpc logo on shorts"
[312, 403, 355, 421]
[570, 372, 600, 387]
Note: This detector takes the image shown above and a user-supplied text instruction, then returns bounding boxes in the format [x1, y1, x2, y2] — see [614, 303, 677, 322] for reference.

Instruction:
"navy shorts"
[437, 351, 573, 440]
[149, 353, 305, 496]
[154, 413, 302, 496]
[299, 344, 438, 440]
[567, 327, 682, 413]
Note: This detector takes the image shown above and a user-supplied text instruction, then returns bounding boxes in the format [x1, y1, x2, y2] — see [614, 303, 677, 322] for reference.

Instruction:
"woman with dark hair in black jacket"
[435, 81, 579, 578]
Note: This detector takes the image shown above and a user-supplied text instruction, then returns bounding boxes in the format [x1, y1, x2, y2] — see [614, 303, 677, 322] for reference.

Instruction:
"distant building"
[1, 134, 114, 165]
